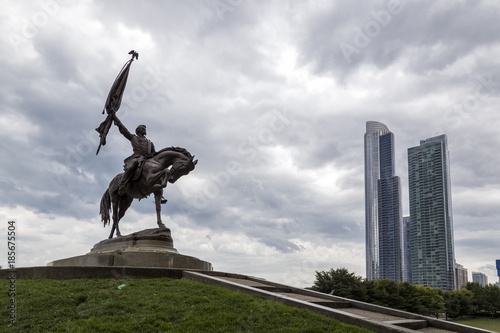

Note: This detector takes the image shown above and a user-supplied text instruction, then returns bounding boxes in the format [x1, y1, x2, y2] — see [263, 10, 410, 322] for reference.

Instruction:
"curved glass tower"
[364, 121, 404, 281]
[364, 121, 390, 281]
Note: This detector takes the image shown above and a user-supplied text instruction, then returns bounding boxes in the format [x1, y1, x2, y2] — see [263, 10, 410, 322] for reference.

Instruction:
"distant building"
[497, 260, 500, 282]
[365, 121, 390, 281]
[455, 262, 468, 289]
[377, 132, 404, 282]
[408, 134, 457, 291]
[364, 121, 403, 282]
[403, 216, 411, 282]
[472, 272, 488, 287]
[496, 260, 500, 287]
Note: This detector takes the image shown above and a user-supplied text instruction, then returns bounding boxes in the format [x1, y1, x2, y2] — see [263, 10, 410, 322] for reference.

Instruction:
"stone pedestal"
[48, 228, 212, 271]
[90, 227, 178, 254]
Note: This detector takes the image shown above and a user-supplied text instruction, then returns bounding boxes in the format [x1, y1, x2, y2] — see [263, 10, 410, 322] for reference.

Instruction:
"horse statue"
[99, 147, 197, 238]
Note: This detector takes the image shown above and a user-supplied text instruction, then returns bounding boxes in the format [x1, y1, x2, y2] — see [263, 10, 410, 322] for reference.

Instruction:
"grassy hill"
[0, 277, 374, 332]
[453, 317, 500, 332]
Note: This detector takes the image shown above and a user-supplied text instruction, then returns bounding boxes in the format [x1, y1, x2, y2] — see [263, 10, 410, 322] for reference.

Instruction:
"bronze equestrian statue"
[99, 115, 197, 238]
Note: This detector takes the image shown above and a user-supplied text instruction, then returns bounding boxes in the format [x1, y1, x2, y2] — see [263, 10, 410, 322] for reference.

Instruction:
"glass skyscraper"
[496, 260, 500, 286]
[472, 272, 488, 287]
[408, 134, 456, 291]
[403, 216, 411, 283]
[364, 121, 403, 281]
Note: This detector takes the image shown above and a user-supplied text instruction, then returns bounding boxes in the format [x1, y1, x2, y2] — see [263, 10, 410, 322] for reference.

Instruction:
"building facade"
[408, 134, 457, 291]
[472, 272, 488, 287]
[403, 216, 411, 283]
[496, 260, 500, 287]
[377, 132, 404, 282]
[455, 262, 468, 289]
[364, 121, 403, 281]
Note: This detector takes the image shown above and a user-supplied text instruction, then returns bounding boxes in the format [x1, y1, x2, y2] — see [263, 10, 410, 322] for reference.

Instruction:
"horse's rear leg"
[109, 199, 121, 238]
[154, 190, 167, 229]
[116, 196, 133, 236]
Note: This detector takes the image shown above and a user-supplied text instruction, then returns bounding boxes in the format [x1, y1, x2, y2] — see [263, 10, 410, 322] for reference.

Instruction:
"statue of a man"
[112, 113, 156, 195]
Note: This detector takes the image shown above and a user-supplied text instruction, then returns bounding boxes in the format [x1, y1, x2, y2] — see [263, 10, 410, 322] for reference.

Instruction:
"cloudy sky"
[1, 0, 499, 287]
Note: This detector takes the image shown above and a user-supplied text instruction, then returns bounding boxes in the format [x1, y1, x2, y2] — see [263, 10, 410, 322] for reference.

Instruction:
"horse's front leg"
[152, 169, 171, 191]
[115, 221, 121, 237]
[108, 213, 120, 239]
[109, 222, 121, 238]
[108, 223, 115, 239]
[154, 190, 166, 229]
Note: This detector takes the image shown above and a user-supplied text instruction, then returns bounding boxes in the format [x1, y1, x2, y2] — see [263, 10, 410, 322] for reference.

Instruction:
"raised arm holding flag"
[95, 50, 139, 155]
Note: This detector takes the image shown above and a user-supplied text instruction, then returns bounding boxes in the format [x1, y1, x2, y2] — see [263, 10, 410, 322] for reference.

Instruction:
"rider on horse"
[112, 113, 156, 195]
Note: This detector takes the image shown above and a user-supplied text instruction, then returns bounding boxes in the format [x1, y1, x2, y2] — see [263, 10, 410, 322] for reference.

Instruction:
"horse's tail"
[99, 188, 111, 227]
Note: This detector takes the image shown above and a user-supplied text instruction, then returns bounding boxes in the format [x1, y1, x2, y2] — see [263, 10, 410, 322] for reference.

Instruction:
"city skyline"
[363, 125, 499, 290]
[365, 125, 462, 290]
[363, 122, 497, 287]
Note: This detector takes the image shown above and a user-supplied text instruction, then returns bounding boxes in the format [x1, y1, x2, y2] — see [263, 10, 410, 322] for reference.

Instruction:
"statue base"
[48, 227, 212, 271]
[90, 227, 179, 254]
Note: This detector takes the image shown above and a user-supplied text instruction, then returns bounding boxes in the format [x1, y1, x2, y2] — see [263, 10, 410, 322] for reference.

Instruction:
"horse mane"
[155, 146, 193, 159]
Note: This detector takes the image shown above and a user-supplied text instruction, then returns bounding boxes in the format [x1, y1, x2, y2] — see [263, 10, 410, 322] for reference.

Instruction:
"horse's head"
[169, 155, 198, 183]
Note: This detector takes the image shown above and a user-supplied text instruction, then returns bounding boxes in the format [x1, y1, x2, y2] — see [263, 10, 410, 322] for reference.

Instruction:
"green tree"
[310, 268, 448, 318]
[443, 290, 459, 319]
[444, 288, 473, 319]
[465, 282, 486, 316]
[364, 279, 404, 309]
[311, 268, 365, 300]
[414, 285, 445, 318]
[483, 284, 500, 316]
[397, 281, 421, 314]
[457, 288, 474, 318]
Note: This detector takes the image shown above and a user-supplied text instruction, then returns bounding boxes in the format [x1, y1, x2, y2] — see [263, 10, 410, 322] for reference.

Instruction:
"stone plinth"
[90, 227, 178, 254]
[48, 227, 212, 271]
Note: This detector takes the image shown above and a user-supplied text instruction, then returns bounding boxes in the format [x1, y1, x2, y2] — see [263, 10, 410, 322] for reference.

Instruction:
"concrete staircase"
[183, 271, 495, 333]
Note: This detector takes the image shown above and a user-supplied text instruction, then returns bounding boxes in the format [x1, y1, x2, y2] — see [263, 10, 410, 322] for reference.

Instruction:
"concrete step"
[255, 286, 294, 293]
[310, 300, 351, 309]
[385, 319, 428, 330]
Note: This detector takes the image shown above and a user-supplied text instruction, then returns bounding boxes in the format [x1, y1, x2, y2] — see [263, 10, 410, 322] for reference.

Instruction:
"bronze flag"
[95, 50, 139, 155]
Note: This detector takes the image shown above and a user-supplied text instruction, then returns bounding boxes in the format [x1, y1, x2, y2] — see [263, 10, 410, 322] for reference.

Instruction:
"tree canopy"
[311, 268, 500, 319]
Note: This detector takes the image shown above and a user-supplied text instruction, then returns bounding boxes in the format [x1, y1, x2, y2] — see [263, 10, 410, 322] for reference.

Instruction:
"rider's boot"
[119, 168, 134, 195]
[118, 183, 127, 196]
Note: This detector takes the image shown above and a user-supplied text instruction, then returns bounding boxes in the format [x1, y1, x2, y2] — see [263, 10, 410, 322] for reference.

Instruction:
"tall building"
[496, 260, 500, 287]
[364, 121, 403, 281]
[408, 134, 456, 291]
[377, 133, 404, 282]
[403, 216, 411, 282]
[472, 272, 488, 287]
[455, 262, 468, 289]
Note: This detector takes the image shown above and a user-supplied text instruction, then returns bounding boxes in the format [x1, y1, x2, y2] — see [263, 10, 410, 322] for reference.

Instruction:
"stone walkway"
[188, 272, 490, 333]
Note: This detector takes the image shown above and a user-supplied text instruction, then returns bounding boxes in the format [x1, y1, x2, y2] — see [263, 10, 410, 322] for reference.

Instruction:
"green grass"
[0, 278, 374, 332]
[453, 317, 500, 332]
